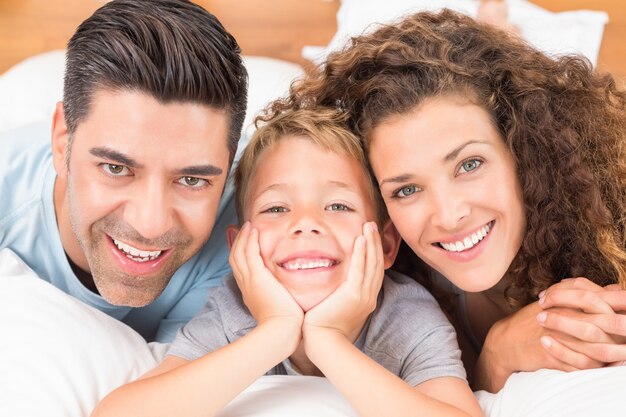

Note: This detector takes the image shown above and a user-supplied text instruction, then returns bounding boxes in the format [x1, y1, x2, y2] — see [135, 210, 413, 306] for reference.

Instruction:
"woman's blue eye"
[394, 185, 417, 198]
[327, 203, 350, 211]
[459, 159, 482, 174]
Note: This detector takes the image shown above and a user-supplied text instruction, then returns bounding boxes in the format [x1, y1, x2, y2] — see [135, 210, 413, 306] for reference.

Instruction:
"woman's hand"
[229, 222, 303, 333]
[537, 277, 626, 366]
[303, 222, 384, 349]
[474, 300, 604, 393]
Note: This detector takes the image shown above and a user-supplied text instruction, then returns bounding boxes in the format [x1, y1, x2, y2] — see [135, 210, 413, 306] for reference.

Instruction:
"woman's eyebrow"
[379, 174, 413, 187]
[444, 140, 490, 162]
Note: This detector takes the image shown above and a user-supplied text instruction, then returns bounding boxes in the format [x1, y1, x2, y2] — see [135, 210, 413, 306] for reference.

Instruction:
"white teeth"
[113, 239, 162, 262]
[439, 222, 493, 253]
[282, 258, 335, 271]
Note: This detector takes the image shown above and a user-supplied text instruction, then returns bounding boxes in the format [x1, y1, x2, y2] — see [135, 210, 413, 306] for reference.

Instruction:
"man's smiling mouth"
[112, 238, 163, 262]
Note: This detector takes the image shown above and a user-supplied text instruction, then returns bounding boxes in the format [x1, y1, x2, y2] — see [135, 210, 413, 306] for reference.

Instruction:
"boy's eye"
[393, 185, 418, 198]
[102, 163, 130, 176]
[327, 203, 351, 211]
[177, 176, 209, 188]
[458, 159, 483, 174]
[263, 206, 288, 214]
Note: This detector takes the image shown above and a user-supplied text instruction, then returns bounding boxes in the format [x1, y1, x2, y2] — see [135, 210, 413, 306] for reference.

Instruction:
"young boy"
[92, 108, 484, 417]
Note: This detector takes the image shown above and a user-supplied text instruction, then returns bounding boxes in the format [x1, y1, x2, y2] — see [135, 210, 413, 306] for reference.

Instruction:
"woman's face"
[369, 96, 526, 292]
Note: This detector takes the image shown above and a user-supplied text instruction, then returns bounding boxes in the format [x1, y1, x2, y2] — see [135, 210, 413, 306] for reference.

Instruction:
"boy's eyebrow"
[90, 147, 141, 168]
[89, 147, 223, 176]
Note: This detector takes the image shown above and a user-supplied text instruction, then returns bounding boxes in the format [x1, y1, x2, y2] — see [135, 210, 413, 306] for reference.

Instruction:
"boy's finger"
[347, 234, 366, 288]
[364, 222, 383, 295]
[230, 222, 251, 280]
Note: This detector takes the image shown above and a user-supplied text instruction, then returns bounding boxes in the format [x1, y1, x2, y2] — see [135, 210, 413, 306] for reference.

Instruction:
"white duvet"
[1, 248, 626, 417]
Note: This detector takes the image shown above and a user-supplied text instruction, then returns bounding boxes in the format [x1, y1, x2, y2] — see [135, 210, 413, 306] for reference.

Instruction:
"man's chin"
[97, 285, 161, 307]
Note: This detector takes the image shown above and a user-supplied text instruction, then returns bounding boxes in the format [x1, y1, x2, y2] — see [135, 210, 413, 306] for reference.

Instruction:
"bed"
[1, 1, 625, 416]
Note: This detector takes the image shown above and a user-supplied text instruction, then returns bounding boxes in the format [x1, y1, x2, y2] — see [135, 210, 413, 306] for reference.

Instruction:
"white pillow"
[302, 0, 607, 67]
[0, 51, 304, 144]
[0, 249, 358, 417]
[476, 367, 626, 417]
[218, 375, 358, 417]
[0, 248, 166, 417]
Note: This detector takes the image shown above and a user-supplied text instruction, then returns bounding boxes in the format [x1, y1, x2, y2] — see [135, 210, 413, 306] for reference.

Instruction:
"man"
[0, 0, 248, 342]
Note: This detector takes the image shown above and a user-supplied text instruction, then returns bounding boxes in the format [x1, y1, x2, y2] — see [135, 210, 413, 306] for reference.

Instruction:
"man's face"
[52, 89, 231, 307]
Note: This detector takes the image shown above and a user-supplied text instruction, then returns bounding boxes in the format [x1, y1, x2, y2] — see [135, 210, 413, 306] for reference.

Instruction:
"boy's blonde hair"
[234, 107, 387, 226]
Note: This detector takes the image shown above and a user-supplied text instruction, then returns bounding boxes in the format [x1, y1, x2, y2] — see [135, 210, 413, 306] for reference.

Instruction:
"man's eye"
[178, 176, 208, 188]
[327, 203, 350, 211]
[393, 185, 418, 198]
[103, 163, 129, 176]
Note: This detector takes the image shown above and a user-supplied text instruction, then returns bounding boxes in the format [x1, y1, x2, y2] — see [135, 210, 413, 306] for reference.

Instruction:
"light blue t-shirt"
[0, 122, 236, 342]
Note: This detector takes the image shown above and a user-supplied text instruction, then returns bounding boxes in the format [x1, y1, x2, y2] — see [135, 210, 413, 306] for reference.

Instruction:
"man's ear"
[381, 220, 401, 269]
[51, 101, 70, 179]
[226, 224, 241, 250]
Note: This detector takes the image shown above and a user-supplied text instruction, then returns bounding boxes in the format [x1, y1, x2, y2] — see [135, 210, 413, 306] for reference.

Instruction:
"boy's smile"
[241, 136, 379, 311]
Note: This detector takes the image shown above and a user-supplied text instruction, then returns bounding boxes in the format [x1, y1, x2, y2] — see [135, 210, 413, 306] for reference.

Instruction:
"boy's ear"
[51, 101, 69, 179]
[226, 224, 240, 249]
[381, 220, 401, 269]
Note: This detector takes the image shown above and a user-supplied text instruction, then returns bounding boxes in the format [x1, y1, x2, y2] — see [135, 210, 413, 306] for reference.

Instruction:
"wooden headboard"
[0, 0, 339, 74]
[0, 0, 623, 81]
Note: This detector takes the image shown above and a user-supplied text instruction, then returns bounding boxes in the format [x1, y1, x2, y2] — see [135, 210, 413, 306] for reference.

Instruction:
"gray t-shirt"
[168, 270, 466, 387]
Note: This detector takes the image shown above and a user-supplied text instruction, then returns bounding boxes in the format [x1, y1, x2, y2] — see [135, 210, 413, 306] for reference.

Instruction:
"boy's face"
[243, 137, 379, 311]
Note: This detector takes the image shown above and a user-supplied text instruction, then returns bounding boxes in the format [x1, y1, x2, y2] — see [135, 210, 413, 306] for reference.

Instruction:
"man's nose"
[123, 180, 173, 240]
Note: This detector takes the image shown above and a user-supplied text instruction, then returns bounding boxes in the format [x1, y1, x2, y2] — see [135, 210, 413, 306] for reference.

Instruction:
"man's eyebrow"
[444, 140, 490, 162]
[89, 147, 141, 168]
[174, 165, 223, 177]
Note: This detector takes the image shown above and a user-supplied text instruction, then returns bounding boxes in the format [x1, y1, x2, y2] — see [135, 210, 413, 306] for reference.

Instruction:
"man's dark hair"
[63, 0, 248, 159]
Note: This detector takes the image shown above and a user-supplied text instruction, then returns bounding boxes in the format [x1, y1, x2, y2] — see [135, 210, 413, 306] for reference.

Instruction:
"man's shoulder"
[0, 122, 52, 201]
[0, 122, 51, 160]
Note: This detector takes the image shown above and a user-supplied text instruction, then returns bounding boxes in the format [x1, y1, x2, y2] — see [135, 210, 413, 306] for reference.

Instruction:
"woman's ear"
[226, 224, 241, 250]
[380, 220, 401, 269]
[51, 101, 69, 179]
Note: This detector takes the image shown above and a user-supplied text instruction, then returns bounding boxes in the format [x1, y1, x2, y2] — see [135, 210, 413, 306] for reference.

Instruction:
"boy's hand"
[303, 222, 384, 346]
[229, 222, 304, 333]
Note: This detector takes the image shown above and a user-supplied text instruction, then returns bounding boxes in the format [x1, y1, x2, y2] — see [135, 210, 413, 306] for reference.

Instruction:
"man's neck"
[66, 253, 99, 294]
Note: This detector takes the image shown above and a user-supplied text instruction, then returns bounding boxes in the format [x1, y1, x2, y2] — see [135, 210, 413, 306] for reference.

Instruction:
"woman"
[266, 9, 626, 392]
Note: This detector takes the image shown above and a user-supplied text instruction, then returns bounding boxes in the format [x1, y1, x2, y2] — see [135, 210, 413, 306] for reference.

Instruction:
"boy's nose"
[289, 213, 324, 236]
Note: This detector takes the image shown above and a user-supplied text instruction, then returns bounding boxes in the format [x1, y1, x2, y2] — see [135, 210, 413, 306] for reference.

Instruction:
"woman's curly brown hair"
[264, 9, 626, 308]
